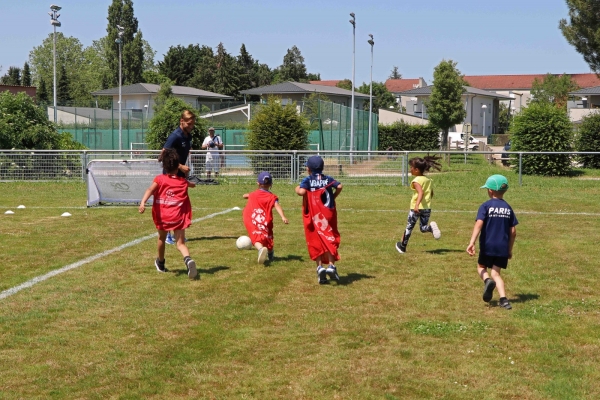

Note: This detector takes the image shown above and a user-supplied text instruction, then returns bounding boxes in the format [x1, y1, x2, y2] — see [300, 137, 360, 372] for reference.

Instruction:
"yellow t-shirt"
[410, 175, 433, 209]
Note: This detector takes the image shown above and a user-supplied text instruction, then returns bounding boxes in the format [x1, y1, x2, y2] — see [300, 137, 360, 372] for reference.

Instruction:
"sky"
[0, 0, 591, 86]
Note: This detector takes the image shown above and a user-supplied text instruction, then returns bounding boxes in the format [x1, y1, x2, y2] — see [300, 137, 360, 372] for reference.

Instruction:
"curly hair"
[161, 148, 180, 174]
[409, 155, 442, 173]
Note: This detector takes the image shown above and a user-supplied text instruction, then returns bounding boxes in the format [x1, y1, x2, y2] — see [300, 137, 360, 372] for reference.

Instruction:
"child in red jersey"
[139, 148, 198, 279]
[242, 171, 289, 264]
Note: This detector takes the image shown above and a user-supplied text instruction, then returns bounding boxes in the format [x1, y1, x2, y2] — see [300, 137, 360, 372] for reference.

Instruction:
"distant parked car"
[501, 140, 511, 166]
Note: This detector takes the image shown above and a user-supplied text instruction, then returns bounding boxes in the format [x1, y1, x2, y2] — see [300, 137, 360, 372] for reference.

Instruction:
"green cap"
[481, 174, 509, 191]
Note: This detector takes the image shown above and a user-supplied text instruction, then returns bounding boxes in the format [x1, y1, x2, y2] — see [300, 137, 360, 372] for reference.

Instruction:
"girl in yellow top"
[396, 156, 442, 253]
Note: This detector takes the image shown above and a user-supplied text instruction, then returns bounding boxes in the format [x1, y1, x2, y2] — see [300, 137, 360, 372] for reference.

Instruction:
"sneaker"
[185, 258, 198, 280]
[483, 279, 496, 302]
[317, 266, 329, 284]
[155, 258, 167, 273]
[165, 232, 175, 245]
[395, 241, 406, 254]
[258, 247, 268, 265]
[268, 251, 274, 262]
[326, 265, 340, 282]
[430, 221, 441, 240]
[499, 298, 512, 310]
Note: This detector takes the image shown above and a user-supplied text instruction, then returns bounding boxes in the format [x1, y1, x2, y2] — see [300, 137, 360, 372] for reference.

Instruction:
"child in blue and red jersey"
[295, 156, 343, 285]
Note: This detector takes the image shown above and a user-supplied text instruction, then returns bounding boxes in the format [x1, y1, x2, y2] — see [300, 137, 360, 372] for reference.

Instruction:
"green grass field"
[1, 161, 600, 399]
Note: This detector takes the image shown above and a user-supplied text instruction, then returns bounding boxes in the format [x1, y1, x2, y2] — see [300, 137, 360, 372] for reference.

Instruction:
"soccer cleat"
[499, 298, 512, 310]
[165, 232, 175, 245]
[317, 266, 329, 284]
[258, 247, 268, 265]
[185, 258, 198, 280]
[155, 258, 167, 273]
[483, 279, 496, 302]
[430, 221, 441, 240]
[395, 241, 406, 254]
[326, 265, 340, 282]
[268, 250, 274, 262]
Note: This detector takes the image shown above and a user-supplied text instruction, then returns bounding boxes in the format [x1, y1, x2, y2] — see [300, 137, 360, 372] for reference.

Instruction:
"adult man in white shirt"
[201, 127, 223, 178]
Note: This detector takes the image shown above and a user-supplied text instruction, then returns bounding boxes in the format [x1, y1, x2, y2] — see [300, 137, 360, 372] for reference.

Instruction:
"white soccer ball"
[236, 235, 253, 250]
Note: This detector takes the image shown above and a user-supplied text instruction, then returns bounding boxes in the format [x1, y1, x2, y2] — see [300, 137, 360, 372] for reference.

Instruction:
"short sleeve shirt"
[164, 127, 192, 166]
[299, 173, 340, 209]
[202, 135, 222, 156]
[410, 175, 433, 209]
[476, 198, 519, 257]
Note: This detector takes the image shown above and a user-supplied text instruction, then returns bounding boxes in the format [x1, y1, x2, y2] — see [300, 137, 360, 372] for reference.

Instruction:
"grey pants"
[400, 209, 432, 248]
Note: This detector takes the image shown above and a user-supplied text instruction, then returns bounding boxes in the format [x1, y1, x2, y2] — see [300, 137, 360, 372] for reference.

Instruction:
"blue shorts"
[477, 254, 508, 269]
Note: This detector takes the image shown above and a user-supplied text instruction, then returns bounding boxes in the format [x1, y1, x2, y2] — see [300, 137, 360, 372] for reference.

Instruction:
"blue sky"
[0, 0, 590, 86]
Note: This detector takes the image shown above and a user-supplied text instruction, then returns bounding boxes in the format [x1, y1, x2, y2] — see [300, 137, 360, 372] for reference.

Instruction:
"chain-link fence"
[3, 149, 597, 185]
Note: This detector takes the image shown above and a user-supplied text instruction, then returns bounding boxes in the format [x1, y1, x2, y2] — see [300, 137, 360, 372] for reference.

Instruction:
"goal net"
[86, 159, 162, 206]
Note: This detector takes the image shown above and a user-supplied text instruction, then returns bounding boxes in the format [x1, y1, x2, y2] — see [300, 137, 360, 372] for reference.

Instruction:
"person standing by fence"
[201, 127, 223, 179]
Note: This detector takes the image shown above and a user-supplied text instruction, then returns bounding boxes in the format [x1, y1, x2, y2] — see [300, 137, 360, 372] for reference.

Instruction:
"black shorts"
[477, 254, 509, 269]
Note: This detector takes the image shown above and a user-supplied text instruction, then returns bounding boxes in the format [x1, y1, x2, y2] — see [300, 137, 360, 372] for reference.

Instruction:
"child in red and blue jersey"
[295, 156, 343, 285]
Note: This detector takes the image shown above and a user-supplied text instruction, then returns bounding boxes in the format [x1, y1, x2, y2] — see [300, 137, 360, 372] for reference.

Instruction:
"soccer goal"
[86, 159, 162, 206]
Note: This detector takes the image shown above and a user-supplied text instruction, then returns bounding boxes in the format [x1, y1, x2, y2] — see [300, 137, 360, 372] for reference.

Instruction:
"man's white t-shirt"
[202, 135, 222, 159]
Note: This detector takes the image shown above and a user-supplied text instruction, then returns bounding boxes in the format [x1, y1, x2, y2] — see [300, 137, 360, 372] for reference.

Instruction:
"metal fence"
[1, 149, 599, 185]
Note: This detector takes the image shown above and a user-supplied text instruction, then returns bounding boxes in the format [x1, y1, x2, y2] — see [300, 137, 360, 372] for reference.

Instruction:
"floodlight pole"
[116, 25, 124, 151]
[49, 5, 61, 124]
[368, 34, 374, 158]
[349, 13, 356, 163]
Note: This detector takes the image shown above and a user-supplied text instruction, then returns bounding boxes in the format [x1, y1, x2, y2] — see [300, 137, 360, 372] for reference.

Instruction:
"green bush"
[378, 121, 440, 151]
[510, 102, 573, 176]
[0, 91, 60, 149]
[145, 98, 208, 150]
[575, 113, 600, 168]
[247, 97, 309, 178]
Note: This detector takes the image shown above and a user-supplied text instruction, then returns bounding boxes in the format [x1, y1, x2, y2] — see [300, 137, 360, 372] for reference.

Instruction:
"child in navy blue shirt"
[467, 175, 518, 309]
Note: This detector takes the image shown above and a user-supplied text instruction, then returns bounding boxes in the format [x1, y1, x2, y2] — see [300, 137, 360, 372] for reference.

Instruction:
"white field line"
[0, 207, 241, 300]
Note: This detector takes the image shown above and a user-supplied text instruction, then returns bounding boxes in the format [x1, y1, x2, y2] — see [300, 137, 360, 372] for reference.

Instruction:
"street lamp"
[349, 12, 355, 160]
[367, 34, 374, 156]
[115, 24, 124, 151]
[482, 104, 487, 136]
[49, 4, 61, 124]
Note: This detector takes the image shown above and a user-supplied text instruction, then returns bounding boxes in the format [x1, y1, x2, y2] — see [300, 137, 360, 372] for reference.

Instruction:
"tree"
[22, 62, 32, 86]
[247, 96, 309, 151]
[510, 102, 573, 176]
[426, 60, 466, 150]
[237, 43, 255, 90]
[159, 44, 213, 86]
[153, 80, 174, 114]
[388, 66, 402, 80]
[212, 42, 239, 97]
[186, 47, 217, 91]
[0, 66, 21, 85]
[0, 91, 59, 149]
[146, 98, 207, 150]
[530, 73, 579, 109]
[276, 46, 308, 82]
[336, 79, 353, 90]
[57, 64, 71, 105]
[498, 103, 511, 134]
[106, 0, 144, 86]
[29, 33, 96, 105]
[357, 81, 396, 112]
[560, 1, 600, 74]
[575, 113, 600, 168]
[37, 75, 49, 104]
